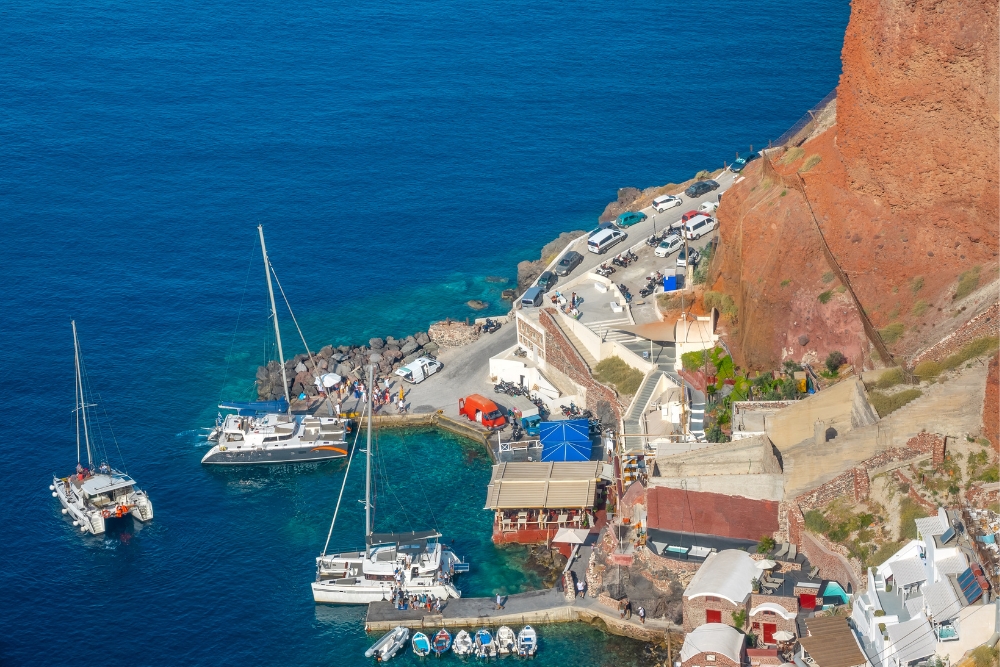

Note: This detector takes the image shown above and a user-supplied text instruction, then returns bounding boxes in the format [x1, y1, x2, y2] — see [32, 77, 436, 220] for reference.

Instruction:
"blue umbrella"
[541, 439, 591, 462]
[538, 419, 590, 445]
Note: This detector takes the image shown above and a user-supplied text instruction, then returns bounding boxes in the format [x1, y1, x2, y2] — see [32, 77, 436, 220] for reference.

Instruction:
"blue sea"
[0, 0, 848, 663]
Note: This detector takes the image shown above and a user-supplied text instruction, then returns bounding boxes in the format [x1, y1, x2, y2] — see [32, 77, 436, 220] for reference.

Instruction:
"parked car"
[654, 234, 683, 258]
[672, 210, 703, 230]
[652, 195, 683, 212]
[521, 286, 544, 307]
[555, 250, 583, 276]
[616, 211, 647, 227]
[699, 201, 719, 215]
[676, 245, 701, 268]
[730, 152, 760, 173]
[395, 357, 443, 384]
[588, 221, 618, 238]
[682, 214, 718, 240]
[704, 179, 720, 191]
[458, 394, 507, 429]
[685, 181, 713, 198]
[587, 228, 627, 254]
[537, 270, 557, 291]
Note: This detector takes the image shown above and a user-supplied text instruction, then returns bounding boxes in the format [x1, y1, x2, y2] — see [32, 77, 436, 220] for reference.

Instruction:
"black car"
[555, 251, 583, 276]
[730, 152, 760, 173]
[537, 270, 557, 291]
[685, 181, 714, 198]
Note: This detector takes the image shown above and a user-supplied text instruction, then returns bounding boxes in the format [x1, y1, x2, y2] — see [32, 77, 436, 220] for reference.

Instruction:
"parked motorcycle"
[646, 235, 659, 248]
[482, 318, 501, 334]
[626, 249, 638, 263]
[596, 263, 615, 277]
[618, 284, 633, 303]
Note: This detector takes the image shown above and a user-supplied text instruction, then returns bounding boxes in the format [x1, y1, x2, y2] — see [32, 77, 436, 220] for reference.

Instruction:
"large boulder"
[256, 366, 269, 381]
[385, 336, 398, 347]
[414, 331, 430, 346]
[318, 345, 333, 359]
[422, 341, 440, 355]
[400, 339, 419, 355]
[334, 362, 353, 376]
[295, 362, 308, 374]
[369, 337, 385, 350]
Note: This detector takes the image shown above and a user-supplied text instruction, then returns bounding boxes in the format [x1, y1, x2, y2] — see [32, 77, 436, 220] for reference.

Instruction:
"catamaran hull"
[311, 581, 460, 605]
[201, 446, 346, 465]
[52, 477, 153, 535]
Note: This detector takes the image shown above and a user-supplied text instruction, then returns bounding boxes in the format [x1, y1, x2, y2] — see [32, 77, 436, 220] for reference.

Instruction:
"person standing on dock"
[495, 593, 504, 610]
[637, 606, 645, 624]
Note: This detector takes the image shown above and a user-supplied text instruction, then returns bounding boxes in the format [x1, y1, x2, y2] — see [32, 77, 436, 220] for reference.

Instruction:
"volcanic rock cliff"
[712, 0, 998, 369]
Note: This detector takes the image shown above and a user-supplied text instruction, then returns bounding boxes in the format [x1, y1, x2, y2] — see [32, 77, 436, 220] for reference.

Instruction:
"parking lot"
[535, 169, 738, 327]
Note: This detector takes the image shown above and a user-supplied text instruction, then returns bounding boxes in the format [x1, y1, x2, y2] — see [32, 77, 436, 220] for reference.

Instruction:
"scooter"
[626, 249, 638, 263]
[482, 318, 501, 334]
[646, 235, 659, 248]
[596, 263, 615, 277]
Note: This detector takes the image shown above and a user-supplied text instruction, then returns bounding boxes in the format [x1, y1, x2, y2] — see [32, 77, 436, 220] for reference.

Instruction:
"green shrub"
[914, 360, 943, 381]
[800, 154, 822, 172]
[681, 350, 707, 371]
[594, 357, 645, 396]
[875, 367, 905, 389]
[695, 170, 712, 180]
[804, 510, 830, 534]
[818, 291, 832, 304]
[899, 497, 929, 540]
[911, 276, 924, 294]
[657, 293, 681, 311]
[880, 322, 905, 345]
[826, 351, 847, 373]
[955, 266, 981, 300]
[780, 279, 791, 288]
[780, 146, 805, 164]
[780, 190, 787, 197]
[704, 291, 738, 319]
[870, 389, 922, 417]
[757, 536, 776, 553]
[970, 645, 999, 667]
[912, 300, 929, 317]
[822, 272, 835, 284]
[942, 336, 999, 370]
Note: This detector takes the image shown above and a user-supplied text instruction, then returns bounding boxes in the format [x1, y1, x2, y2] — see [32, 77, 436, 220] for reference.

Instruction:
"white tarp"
[318, 373, 342, 388]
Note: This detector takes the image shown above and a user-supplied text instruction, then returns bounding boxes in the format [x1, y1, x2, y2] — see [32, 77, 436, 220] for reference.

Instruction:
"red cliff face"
[713, 0, 998, 369]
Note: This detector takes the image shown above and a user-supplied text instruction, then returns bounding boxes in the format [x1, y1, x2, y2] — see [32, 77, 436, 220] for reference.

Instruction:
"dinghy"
[474, 628, 497, 659]
[412, 632, 431, 657]
[517, 626, 538, 657]
[365, 626, 410, 661]
[453, 630, 474, 657]
[496, 626, 516, 655]
[432, 629, 452, 656]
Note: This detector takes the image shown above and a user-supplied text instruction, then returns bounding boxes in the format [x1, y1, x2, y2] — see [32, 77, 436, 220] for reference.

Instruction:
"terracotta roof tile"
[646, 487, 779, 540]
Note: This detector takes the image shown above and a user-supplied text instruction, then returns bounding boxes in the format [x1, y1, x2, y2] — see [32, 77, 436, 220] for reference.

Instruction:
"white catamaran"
[202, 225, 351, 465]
[311, 364, 468, 604]
[51, 321, 153, 535]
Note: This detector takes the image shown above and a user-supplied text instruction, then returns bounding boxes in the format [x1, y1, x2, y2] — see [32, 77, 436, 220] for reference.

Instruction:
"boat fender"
[52, 491, 58, 497]
[102, 509, 112, 519]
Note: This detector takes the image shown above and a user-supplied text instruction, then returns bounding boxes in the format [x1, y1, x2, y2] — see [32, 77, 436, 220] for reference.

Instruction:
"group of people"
[391, 588, 443, 612]
[617, 599, 646, 624]
[330, 377, 408, 416]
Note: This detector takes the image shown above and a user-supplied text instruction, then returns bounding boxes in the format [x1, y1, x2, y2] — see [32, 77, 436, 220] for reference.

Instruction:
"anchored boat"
[51, 321, 153, 535]
[202, 225, 351, 466]
[474, 629, 496, 659]
[365, 626, 409, 662]
[496, 626, 516, 655]
[517, 626, 538, 657]
[311, 365, 468, 604]
[431, 629, 452, 656]
[452, 630, 474, 657]
[412, 631, 431, 657]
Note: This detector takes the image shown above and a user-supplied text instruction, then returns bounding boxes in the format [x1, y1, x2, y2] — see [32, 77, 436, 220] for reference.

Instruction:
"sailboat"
[51, 321, 153, 535]
[201, 225, 351, 465]
[311, 364, 468, 604]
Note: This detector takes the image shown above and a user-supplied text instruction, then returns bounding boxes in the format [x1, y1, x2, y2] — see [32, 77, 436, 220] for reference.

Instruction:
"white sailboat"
[202, 225, 351, 465]
[51, 321, 153, 535]
[311, 363, 468, 604]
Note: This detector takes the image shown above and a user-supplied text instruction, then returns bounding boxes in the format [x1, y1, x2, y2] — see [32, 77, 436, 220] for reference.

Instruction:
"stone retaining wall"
[428, 319, 481, 347]
[911, 302, 999, 365]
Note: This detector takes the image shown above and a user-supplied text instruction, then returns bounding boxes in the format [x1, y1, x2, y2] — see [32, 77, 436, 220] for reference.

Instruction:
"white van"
[587, 228, 627, 254]
[682, 215, 717, 240]
[395, 357, 443, 383]
[652, 194, 682, 212]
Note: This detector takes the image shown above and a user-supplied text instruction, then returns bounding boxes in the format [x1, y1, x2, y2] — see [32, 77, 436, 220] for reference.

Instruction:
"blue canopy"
[538, 419, 591, 444]
[539, 419, 592, 462]
[219, 398, 289, 415]
[541, 439, 591, 462]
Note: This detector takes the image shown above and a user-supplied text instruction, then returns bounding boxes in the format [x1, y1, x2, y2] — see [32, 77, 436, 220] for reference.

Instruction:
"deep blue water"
[1, 0, 848, 663]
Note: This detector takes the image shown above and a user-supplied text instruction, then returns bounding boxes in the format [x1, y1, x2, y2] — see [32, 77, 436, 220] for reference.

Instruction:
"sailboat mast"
[72, 320, 81, 464]
[365, 363, 373, 538]
[258, 225, 291, 415]
[72, 320, 93, 466]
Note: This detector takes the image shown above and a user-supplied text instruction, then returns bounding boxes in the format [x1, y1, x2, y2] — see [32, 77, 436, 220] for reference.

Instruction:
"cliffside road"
[539, 170, 739, 291]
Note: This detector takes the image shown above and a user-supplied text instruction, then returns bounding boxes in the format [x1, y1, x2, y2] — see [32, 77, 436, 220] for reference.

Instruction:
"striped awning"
[484, 461, 602, 510]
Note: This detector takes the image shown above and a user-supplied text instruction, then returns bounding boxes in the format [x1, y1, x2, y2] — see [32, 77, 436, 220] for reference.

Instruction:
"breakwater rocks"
[256, 331, 437, 401]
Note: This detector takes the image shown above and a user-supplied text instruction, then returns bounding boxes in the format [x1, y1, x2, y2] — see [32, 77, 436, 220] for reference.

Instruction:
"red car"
[672, 210, 703, 231]
[458, 394, 507, 429]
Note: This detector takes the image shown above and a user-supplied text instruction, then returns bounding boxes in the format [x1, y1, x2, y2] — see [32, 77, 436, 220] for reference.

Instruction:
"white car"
[698, 201, 719, 215]
[652, 194, 683, 212]
[682, 214, 718, 240]
[654, 234, 683, 257]
[395, 357, 442, 383]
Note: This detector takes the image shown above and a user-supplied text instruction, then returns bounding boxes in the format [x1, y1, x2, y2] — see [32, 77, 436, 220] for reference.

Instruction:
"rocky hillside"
[711, 0, 998, 370]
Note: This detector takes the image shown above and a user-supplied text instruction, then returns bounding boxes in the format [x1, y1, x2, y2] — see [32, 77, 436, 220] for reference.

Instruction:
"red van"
[458, 394, 507, 429]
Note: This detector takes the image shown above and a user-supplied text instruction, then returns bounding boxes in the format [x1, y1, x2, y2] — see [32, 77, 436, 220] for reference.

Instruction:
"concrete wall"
[765, 379, 861, 450]
[682, 594, 743, 633]
[648, 474, 785, 502]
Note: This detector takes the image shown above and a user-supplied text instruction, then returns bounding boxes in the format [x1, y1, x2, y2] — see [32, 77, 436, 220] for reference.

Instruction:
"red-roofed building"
[646, 487, 779, 540]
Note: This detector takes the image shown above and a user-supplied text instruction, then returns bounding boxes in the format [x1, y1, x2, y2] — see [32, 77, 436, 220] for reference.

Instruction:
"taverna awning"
[484, 461, 603, 510]
[552, 527, 590, 544]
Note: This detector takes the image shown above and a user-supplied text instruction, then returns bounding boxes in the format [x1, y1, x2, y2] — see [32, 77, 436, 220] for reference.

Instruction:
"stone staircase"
[551, 318, 598, 371]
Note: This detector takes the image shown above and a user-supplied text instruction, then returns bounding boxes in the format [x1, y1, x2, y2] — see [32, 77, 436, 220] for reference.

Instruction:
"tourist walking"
[638, 606, 645, 624]
[495, 593, 504, 610]
[618, 600, 625, 619]
[576, 579, 586, 598]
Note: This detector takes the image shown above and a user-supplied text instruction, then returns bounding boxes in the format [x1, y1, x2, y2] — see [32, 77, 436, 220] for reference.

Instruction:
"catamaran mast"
[365, 362, 373, 538]
[258, 225, 290, 415]
[72, 320, 93, 466]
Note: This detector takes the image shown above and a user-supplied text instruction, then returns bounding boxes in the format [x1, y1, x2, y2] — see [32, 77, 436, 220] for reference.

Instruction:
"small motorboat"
[432, 629, 452, 656]
[496, 626, 516, 655]
[517, 626, 537, 657]
[365, 626, 410, 661]
[474, 628, 497, 659]
[453, 630, 474, 657]
[412, 632, 432, 657]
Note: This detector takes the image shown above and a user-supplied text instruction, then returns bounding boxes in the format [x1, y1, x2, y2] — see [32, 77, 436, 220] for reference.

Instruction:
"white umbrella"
[320, 372, 342, 388]
[552, 528, 589, 544]
[756, 559, 777, 570]
[772, 630, 795, 642]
